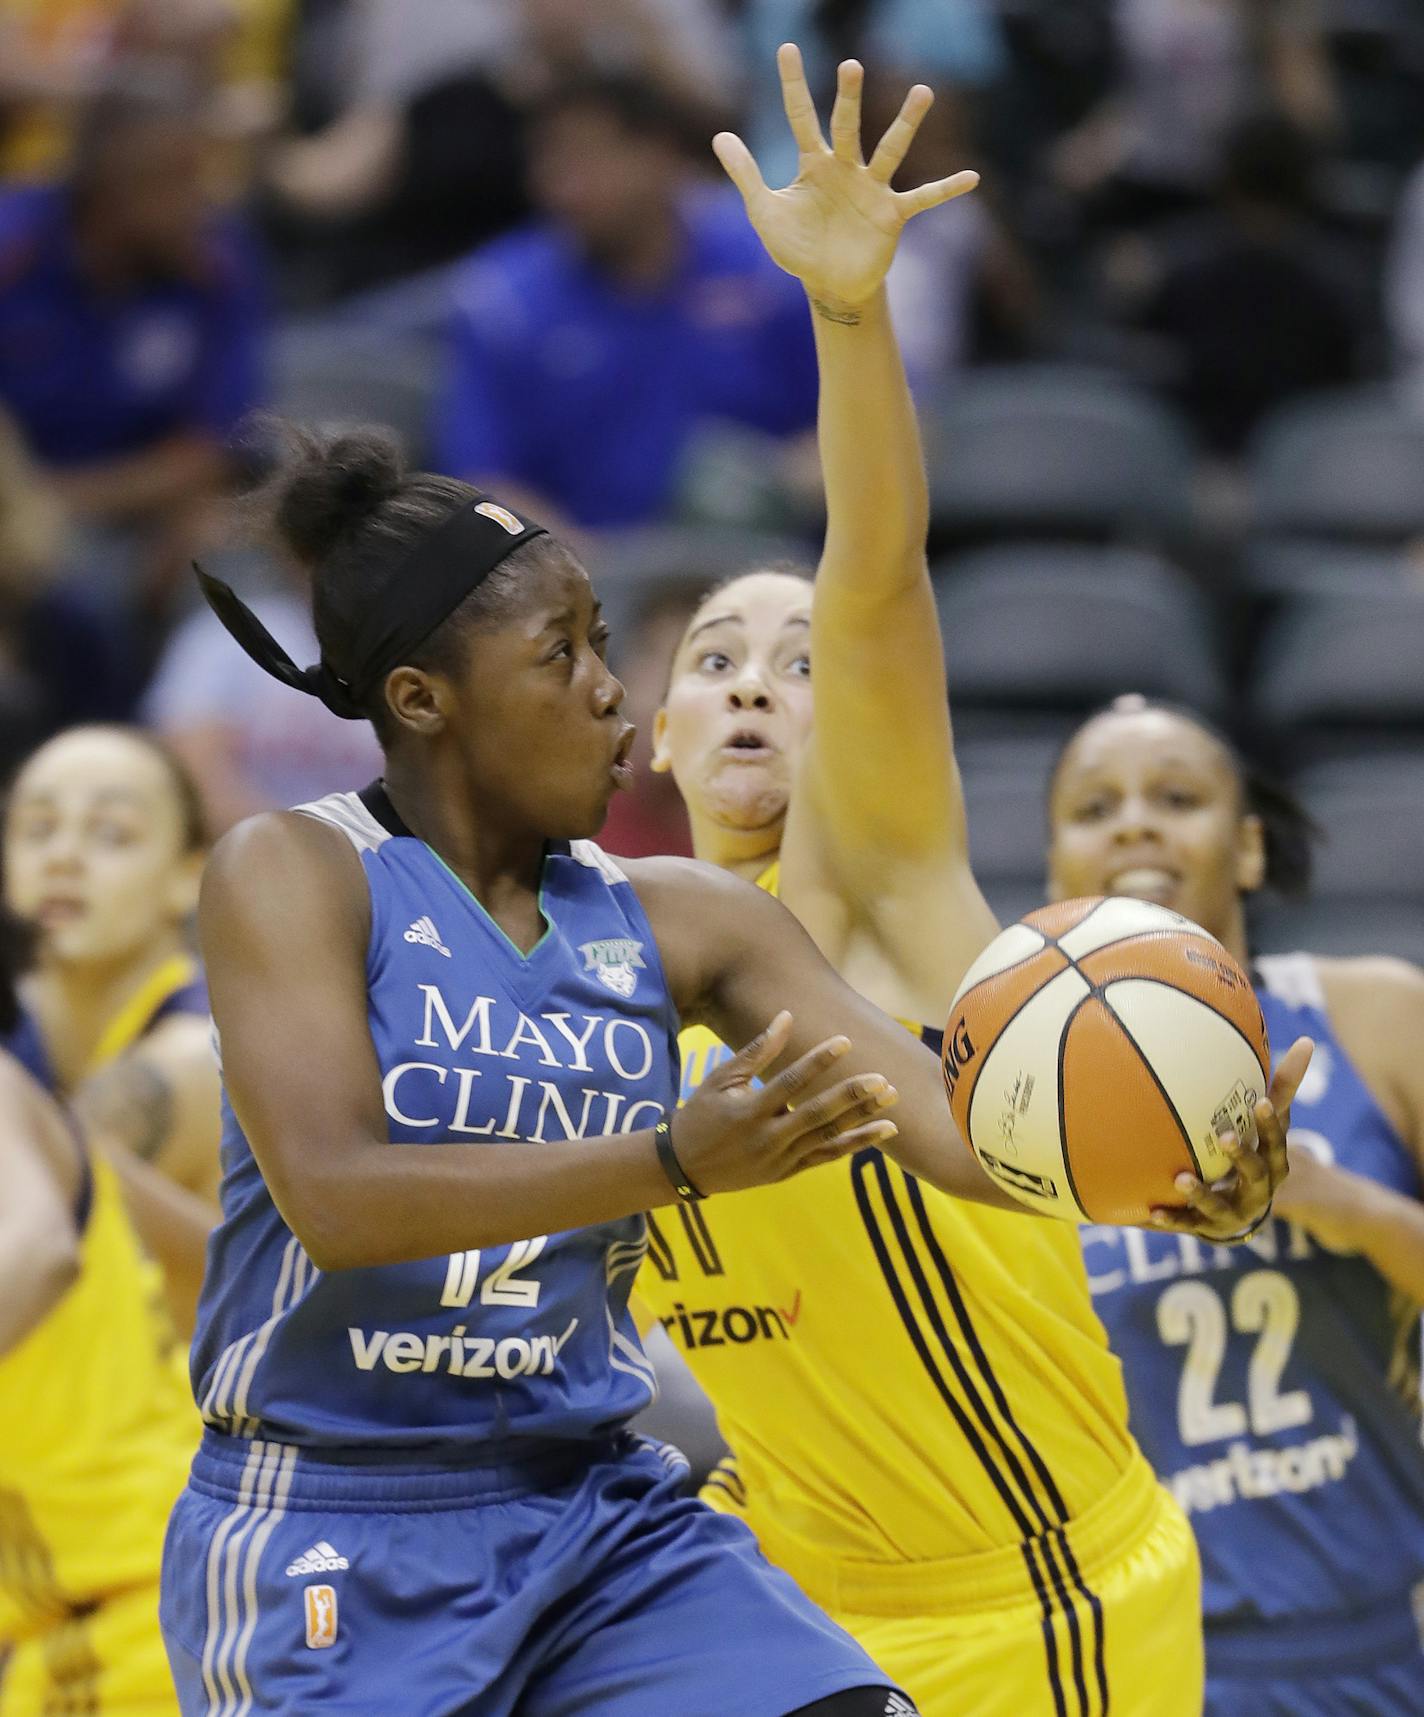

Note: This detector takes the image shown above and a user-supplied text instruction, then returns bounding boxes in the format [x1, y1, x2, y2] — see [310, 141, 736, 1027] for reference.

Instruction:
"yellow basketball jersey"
[636, 862, 1141, 1612]
[0, 1152, 194, 1641]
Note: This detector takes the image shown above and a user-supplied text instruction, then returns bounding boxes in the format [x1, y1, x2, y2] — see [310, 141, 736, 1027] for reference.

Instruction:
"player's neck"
[688, 812, 782, 885]
[382, 759, 549, 943]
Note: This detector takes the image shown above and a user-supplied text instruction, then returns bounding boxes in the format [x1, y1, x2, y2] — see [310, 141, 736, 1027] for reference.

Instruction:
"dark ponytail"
[1051, 696, 1317, 899]
[249, 424, 558, 740]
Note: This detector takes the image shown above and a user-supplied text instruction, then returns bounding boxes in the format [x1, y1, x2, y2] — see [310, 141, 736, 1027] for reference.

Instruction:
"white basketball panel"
[1057, 897, 1222, 962]
[1103, 979, 1268, 1184]
[966, 965, 1091, 1219]
[951, 923, 1049, 1010]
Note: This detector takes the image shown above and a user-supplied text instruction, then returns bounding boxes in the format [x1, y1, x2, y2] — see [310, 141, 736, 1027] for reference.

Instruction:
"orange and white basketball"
[942, 897, 1270, 1225]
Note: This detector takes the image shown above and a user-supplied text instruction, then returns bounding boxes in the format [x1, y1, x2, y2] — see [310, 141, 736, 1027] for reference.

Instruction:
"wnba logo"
[304, 1585, 338, 1649]
[941, 1018, 976, 1098]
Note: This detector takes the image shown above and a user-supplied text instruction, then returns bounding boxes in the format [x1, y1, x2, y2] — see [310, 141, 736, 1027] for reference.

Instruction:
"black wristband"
[1218, 1203, 1273, 1245]
[654, 1117, 704, 1203]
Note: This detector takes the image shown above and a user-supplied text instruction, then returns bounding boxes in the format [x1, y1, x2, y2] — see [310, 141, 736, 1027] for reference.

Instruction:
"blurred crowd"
[0, 0, 1422, 942]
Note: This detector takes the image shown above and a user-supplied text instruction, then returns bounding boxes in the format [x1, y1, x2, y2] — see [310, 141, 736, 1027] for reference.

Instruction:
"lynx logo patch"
[579, 937, 646, 999]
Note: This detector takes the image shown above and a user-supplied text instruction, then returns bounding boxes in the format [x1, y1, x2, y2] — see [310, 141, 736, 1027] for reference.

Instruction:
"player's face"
[653, 573, 814, 840]
[1046, 709, 1265, 939]
[3, 729, 198, 967]
[436, 551, 632, 840]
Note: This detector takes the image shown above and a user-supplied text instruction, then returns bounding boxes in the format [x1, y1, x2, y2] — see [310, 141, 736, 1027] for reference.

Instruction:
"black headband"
[194, 495, 548, 721]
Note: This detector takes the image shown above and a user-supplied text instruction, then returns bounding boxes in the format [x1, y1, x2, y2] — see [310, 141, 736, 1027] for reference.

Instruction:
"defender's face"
[654, 573, 814, 840]
[1047, 709, 1263, 938]
[4, 729, 197, 965]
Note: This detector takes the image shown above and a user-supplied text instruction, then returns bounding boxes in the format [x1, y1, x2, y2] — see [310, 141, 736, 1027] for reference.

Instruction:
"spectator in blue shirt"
[435, 74, 819, 530]
[0, 76, 266, 608]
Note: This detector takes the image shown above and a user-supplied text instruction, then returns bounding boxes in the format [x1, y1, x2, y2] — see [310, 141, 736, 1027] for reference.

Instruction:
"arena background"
[2, 0, 1423, 1478]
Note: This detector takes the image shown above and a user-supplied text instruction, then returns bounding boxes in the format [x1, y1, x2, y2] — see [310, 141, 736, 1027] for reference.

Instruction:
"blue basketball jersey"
[190, 784, 679, 1454]
[1082, 952, 1424, 1627]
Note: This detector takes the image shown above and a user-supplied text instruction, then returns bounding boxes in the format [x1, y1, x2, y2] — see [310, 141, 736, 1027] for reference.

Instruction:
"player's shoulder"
[205, 808, 366, 909]
[1314, 954, 1424, 1023]
[619, 853, 771, 913]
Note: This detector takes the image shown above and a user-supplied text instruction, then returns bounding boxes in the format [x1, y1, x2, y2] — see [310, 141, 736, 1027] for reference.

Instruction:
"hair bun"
[268, 426, 406, 568]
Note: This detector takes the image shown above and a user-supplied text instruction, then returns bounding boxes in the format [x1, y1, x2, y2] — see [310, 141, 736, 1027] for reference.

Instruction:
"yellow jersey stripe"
[85, 953, 199, 1076]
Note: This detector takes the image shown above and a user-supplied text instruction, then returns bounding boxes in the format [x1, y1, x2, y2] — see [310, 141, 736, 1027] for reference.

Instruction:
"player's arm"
[200, 816, 882, 1270]
[1276, 958, 1424, 1300]
[636, 855, 1300, 1235]
[716, 48, 998, 1009]
[0, 1057, 80, 1354]
[74, 1015, 223, 1201]
[95, 1145, 213, 1338]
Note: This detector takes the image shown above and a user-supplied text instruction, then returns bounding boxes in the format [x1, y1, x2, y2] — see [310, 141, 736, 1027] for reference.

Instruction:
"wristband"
[1217, 1203, 1273, 1246]
[654, 1117, 704, 1203]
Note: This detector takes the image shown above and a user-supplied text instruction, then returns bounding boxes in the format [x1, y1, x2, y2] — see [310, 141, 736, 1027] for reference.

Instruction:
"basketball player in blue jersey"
[1046, 697, 1424, 1714]
[162, 394, 1293, 1712]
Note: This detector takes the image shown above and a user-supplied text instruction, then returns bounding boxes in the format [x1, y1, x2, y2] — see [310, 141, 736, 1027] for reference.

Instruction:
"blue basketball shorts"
[160, 1430, 898, 1717]
[1205, 1590, 1424, 1716]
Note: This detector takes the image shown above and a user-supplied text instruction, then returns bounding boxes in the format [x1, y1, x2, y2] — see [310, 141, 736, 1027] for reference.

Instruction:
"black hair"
[253, 425, 565, 745]
[529, 71, 700, 155]
[1048, 696, 1317, 898]
[0, 902, 35, 1033]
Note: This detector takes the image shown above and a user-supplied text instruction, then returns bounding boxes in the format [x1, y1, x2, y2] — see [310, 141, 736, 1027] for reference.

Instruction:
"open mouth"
[610, 726, 636, 788]
[722, 728, 774, 759]
[35, 897, 87, 925]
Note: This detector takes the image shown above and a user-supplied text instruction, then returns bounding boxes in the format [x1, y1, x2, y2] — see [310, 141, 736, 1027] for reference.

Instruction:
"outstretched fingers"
[895, 168, 981, 219]
[867, 82, 933, 183]
[777, 41, 828, 156]
[828, 58, 864, 164]
[712, 131, 768, 207]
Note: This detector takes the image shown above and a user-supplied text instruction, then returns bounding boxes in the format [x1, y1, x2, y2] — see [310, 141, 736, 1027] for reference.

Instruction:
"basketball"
[941, 897, 1271, 1225]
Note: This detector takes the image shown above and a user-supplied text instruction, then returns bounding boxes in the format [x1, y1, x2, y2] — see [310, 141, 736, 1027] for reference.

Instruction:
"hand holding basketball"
[712, 45, 979, 313]
[1151, 1034, 1311, 1241]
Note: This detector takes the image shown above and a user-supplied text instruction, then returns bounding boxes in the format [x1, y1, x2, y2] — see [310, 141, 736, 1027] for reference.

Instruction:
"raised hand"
[712, 43, 979, 315]
[1151, 1036, 1313, 1243]
[670, 1010, 900, 1196]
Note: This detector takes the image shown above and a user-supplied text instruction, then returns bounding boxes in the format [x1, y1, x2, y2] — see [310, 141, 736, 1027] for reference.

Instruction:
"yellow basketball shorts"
[783, 1459, 1203, 1717]
[0, 1580, 179, 1716]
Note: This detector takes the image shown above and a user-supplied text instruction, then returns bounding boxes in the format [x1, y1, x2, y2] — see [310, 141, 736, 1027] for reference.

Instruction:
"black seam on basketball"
[1049, 937, 1224, 1187]
[1098, 976, 1268, 1078]
[1055, 1528, 1110, 1714]
[644, 1212, 678, 1282]
[963, 964, 1085, 1168]
[952, 934, 1057, 1022]
[873, 1158, 1057, 1536]
[903, 1175, 1070, 1522]
[1037, 896, 1113, 953]
[1038, 1531, 1091, 1717]
[1021, 1538, 1070, 1717]
[1054, 994, 1095, 1222]
[850, 1152, 1037, 1540]
[1101, 1005, 1207, 1184]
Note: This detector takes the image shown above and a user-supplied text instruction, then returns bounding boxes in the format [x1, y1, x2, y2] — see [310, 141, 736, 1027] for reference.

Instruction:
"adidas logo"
[403, 915, 450, 957]
[286, 1541, 350, 1577]
[884, 1697, 919, 1716]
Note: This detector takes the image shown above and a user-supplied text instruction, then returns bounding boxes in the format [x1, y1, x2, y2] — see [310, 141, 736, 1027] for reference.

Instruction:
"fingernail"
[1176, 1174, 1197, 1194]
[1217, 1130, 1240, 1153]
[874, 1121, 898, 1141]
[830, 1037, 851, 1055]
[877, 1085, 899, 1108]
